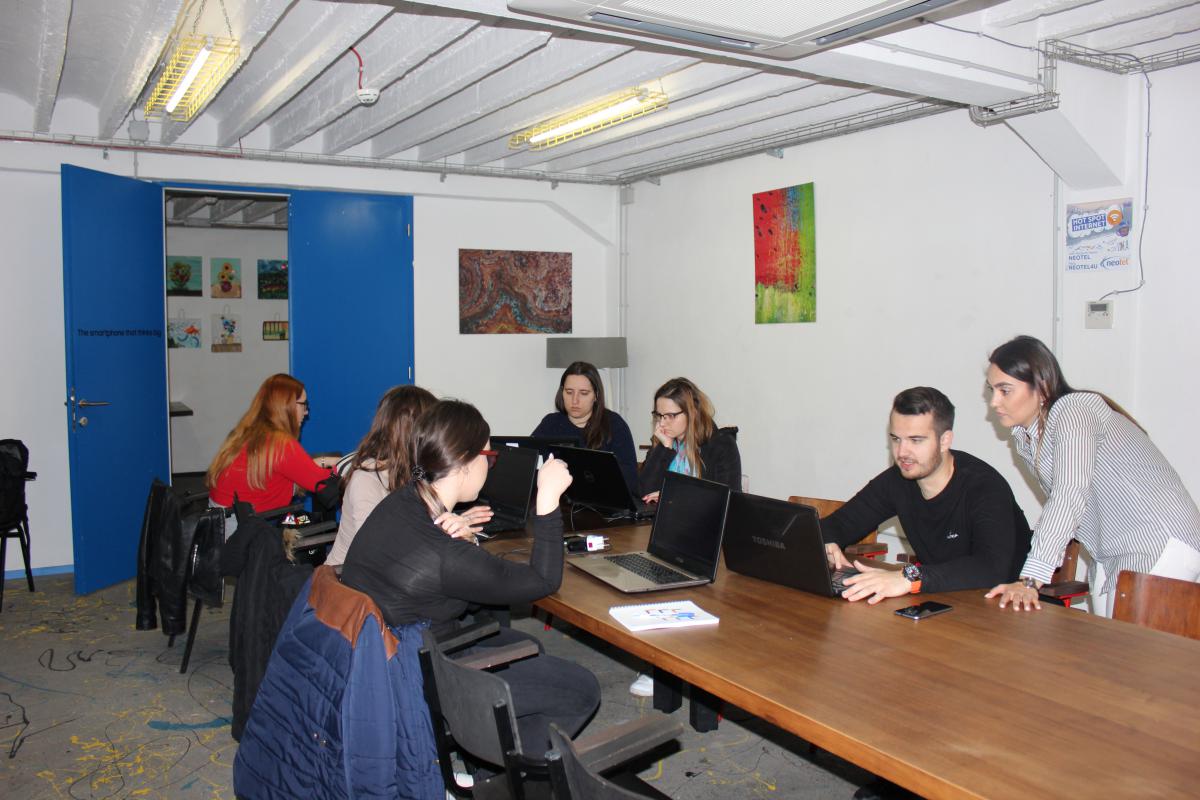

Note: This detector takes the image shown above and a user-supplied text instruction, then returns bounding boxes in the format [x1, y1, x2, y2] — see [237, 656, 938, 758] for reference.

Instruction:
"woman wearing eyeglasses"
[208, 373, 338, 520]
[638, 377, 742, 502]
[341, 399, 600, 753]
[532, 361, 638, 492]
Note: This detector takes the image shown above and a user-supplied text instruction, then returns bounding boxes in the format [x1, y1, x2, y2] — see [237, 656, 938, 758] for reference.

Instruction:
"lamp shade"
[546, 337, 628, 368]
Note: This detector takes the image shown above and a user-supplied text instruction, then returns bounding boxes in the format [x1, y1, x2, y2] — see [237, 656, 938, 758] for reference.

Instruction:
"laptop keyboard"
[606, 553, 692, 585]
[830, 568, 859, 594]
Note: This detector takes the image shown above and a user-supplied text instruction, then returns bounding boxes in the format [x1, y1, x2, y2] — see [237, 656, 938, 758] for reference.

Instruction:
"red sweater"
[210, 437, 333, 512]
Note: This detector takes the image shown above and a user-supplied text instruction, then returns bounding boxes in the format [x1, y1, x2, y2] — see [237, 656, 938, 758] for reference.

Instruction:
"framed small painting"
[167, 318, 201, 349]
[262, 320, 289, 341]
[258, 259, 289, 299]
[166, 256, 202, 296]
[210, 257, 242, 298]
[212, 313, 242, 352]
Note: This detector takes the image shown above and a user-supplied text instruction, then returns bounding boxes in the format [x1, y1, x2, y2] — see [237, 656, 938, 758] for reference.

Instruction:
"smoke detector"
[355, 88, 380, 106]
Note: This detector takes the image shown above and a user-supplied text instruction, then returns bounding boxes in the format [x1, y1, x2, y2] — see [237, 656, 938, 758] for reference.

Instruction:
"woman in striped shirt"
[983, 335, 1200, 615]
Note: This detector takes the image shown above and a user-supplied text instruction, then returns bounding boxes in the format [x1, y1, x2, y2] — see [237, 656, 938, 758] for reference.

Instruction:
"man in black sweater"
[823, 387, 1032, 604]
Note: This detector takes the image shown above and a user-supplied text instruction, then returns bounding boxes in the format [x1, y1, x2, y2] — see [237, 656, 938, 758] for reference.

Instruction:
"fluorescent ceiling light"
[145, 34, 240, 122]
[511, 87, 669, 150]
[165, 38, 213, 113]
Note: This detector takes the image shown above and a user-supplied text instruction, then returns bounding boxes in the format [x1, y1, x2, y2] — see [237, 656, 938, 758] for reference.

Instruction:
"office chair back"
[0, 439, 30, 526]
[546, 723, 677, 800]
[1113, 570, 1200, 640]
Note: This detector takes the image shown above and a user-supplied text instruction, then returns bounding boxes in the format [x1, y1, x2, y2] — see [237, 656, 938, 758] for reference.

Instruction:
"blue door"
[288, 191, 414, 455]
[61, 165, 169, 595]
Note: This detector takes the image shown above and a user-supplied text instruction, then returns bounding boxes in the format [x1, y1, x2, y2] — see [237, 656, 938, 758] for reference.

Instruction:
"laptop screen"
[478, 447, 538, 513]
[647, 472, 730, 579]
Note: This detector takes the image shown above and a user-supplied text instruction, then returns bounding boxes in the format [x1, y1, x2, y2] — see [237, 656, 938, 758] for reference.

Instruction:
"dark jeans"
[472, 627, 601, 755]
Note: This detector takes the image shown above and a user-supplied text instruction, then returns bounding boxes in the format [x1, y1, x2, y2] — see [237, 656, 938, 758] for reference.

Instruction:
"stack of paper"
[608, 600, 719, 632]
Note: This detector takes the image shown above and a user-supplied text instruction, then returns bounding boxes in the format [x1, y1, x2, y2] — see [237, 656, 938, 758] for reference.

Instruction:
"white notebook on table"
[609, 600, 719, 632]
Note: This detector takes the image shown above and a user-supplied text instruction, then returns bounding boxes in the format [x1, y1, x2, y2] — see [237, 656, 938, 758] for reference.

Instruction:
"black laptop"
[491, 435, 577, 460]
[568, 471, 730, 593]
[456, 446, 538, 536]
[550, 444, 654, 519]
[722, 492, 857, 597]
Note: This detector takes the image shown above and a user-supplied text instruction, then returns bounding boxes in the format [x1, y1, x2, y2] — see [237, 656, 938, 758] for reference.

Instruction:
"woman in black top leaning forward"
[340, 400, 600, 753]
[638, 377, 742, 501]
[532, 361, 639, 493]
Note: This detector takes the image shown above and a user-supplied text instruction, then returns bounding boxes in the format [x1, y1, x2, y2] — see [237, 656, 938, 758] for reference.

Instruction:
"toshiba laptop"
[455, 446, 538, 536]
[722, 492, 858, 597]
[568, 471, 730, 593]
[550, 445, 654, 520]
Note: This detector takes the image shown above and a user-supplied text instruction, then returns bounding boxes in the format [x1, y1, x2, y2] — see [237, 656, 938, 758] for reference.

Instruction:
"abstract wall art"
[753, 182, 816, 324]
[458, 249, 572, 334]
[167, 318, 201, 349]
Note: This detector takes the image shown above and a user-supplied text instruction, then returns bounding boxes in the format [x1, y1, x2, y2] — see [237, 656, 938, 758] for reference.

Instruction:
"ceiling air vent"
[509, 0, 965, 59]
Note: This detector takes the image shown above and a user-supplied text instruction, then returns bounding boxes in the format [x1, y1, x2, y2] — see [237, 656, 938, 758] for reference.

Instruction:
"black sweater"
[820, 450, 1032, 593]
[340, 484, 564, 633]
[532, 410, 638, 493]
[638, 427, 742, 496]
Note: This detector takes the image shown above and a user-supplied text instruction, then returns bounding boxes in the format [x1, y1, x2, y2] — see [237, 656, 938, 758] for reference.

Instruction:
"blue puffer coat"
[233, 566, 443, 799]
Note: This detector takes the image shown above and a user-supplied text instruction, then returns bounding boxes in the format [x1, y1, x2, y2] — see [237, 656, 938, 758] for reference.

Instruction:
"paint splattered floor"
[1, 575, 870, 799]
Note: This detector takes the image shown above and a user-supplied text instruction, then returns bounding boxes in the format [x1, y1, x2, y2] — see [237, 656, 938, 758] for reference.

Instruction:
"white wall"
[624, 109, 1056, 549]
[0, 143, 617, 572]
[164, 226, 290, 473]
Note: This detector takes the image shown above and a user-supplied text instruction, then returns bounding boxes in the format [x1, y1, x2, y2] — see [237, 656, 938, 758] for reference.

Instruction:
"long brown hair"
[653, 377, 716, 476]
[347, 385, 437, 491]
[988, 335, 1142, 442]
[554, 361, 611, 450]
[410, 400, 491, 518]
[206, 373, 305, 490]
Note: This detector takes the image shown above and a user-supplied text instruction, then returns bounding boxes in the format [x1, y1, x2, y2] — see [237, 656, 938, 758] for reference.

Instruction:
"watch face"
[903, 563, 921, 582]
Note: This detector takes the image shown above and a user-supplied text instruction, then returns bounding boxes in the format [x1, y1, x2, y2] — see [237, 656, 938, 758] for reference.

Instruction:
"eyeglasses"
[651, 411, 685, 422]
[296, 400, 310, 409]
[481, 449, 498, 468]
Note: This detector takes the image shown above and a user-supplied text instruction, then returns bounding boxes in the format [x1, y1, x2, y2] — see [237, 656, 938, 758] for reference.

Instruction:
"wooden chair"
[1112, 570, 1200, 640]
[1037, 539, 1090, 609]
[546, 720, 680, 800]
[787, 496, 887, 560]
[419, 629, 682, 800]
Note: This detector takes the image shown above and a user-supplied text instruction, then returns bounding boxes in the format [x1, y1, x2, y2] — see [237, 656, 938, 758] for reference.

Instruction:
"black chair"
[419, 629, 682, 800]
[546, 721, 679, 800]
[0, 439, 36, 612]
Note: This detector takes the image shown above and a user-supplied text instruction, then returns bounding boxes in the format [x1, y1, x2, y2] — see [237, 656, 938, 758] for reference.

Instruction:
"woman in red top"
[207, 374, 336, 515]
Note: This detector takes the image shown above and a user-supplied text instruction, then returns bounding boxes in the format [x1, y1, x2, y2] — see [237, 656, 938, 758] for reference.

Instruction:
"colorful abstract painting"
[257, 259, 288, 299]
[458, 249, 572, 334]
[166, 256, 202, 297]
[753, 182, 816, 324]
[210, 257, 242, 298]
[167, 318, 201, 349]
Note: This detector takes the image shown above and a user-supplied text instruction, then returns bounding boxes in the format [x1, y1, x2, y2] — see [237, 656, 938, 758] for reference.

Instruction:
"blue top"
[532, 410, 639, 493]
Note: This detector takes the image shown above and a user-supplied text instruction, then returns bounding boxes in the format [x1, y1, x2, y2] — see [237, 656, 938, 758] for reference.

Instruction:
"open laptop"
[455, 446, 538, 536]
[491, 435, 577, 460]
[550, 444, 654, 519]
[722, 492, 858, 597]
[567, 471, 730, 593]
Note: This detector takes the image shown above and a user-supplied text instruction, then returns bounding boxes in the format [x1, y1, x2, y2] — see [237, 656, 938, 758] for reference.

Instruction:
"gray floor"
[0, 574, 871, 799]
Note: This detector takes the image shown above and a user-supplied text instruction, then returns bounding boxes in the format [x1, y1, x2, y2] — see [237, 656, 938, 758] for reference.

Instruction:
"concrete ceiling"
[1, 0, 1196, 188]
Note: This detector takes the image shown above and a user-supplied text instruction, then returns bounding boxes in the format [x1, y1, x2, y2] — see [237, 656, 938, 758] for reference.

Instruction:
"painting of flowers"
[166, 256, 202, 297]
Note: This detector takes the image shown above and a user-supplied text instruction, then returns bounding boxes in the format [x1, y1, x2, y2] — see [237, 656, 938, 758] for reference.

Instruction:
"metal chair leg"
[20, 519, 34, 592]
[180, 598, 203, 674]
[0, 534, 7, 612]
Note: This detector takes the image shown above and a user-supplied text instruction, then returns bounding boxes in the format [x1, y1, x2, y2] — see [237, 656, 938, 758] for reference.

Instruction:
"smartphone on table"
[894, 601, 953, 620]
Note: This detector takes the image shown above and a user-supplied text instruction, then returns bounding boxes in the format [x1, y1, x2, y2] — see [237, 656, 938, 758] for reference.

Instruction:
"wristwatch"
[1019, 576, 1038, 590]
[902, 563, 922, 594]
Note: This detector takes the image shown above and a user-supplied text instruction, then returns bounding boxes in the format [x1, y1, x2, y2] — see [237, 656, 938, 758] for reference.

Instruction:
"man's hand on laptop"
[840, 560, 911, 604]
[825, 543, 852, 570]
[642, 491, 661, 504]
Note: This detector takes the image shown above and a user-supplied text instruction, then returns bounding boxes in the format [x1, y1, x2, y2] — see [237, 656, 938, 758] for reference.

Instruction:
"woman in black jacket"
[340, 400, 600, 753]
[638, 377, 742, 501]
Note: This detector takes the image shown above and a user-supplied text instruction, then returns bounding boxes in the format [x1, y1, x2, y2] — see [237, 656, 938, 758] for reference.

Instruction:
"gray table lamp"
[545, 337, 628, 369]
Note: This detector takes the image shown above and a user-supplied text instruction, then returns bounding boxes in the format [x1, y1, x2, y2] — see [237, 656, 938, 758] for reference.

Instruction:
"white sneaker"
[629, 673, 654, 697]
[453, 771, 474, 788]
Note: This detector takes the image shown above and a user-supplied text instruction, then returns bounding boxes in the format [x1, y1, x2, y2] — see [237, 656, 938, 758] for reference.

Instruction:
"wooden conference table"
[487, 525, 1200, 800]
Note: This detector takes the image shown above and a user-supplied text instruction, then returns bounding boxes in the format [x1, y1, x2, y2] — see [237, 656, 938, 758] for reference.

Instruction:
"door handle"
[77, 399, 112, 407]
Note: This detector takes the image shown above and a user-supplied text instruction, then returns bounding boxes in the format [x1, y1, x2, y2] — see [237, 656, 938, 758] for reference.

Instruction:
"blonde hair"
[206, 373, 305, 491]
[653, 377, 716, 477]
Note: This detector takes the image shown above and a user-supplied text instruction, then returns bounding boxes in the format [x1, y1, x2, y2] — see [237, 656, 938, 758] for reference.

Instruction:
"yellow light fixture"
[510, 86, 668, 151]
[145, 34, 240, 122]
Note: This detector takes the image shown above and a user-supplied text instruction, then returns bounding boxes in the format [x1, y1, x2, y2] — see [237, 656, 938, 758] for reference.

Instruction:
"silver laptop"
[568, 471, 730, 593]
[722, 492, 857, 597]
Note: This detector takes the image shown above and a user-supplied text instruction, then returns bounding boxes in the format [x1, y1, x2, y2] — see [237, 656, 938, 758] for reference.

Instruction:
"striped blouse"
[1012, 392, 1200, 593]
